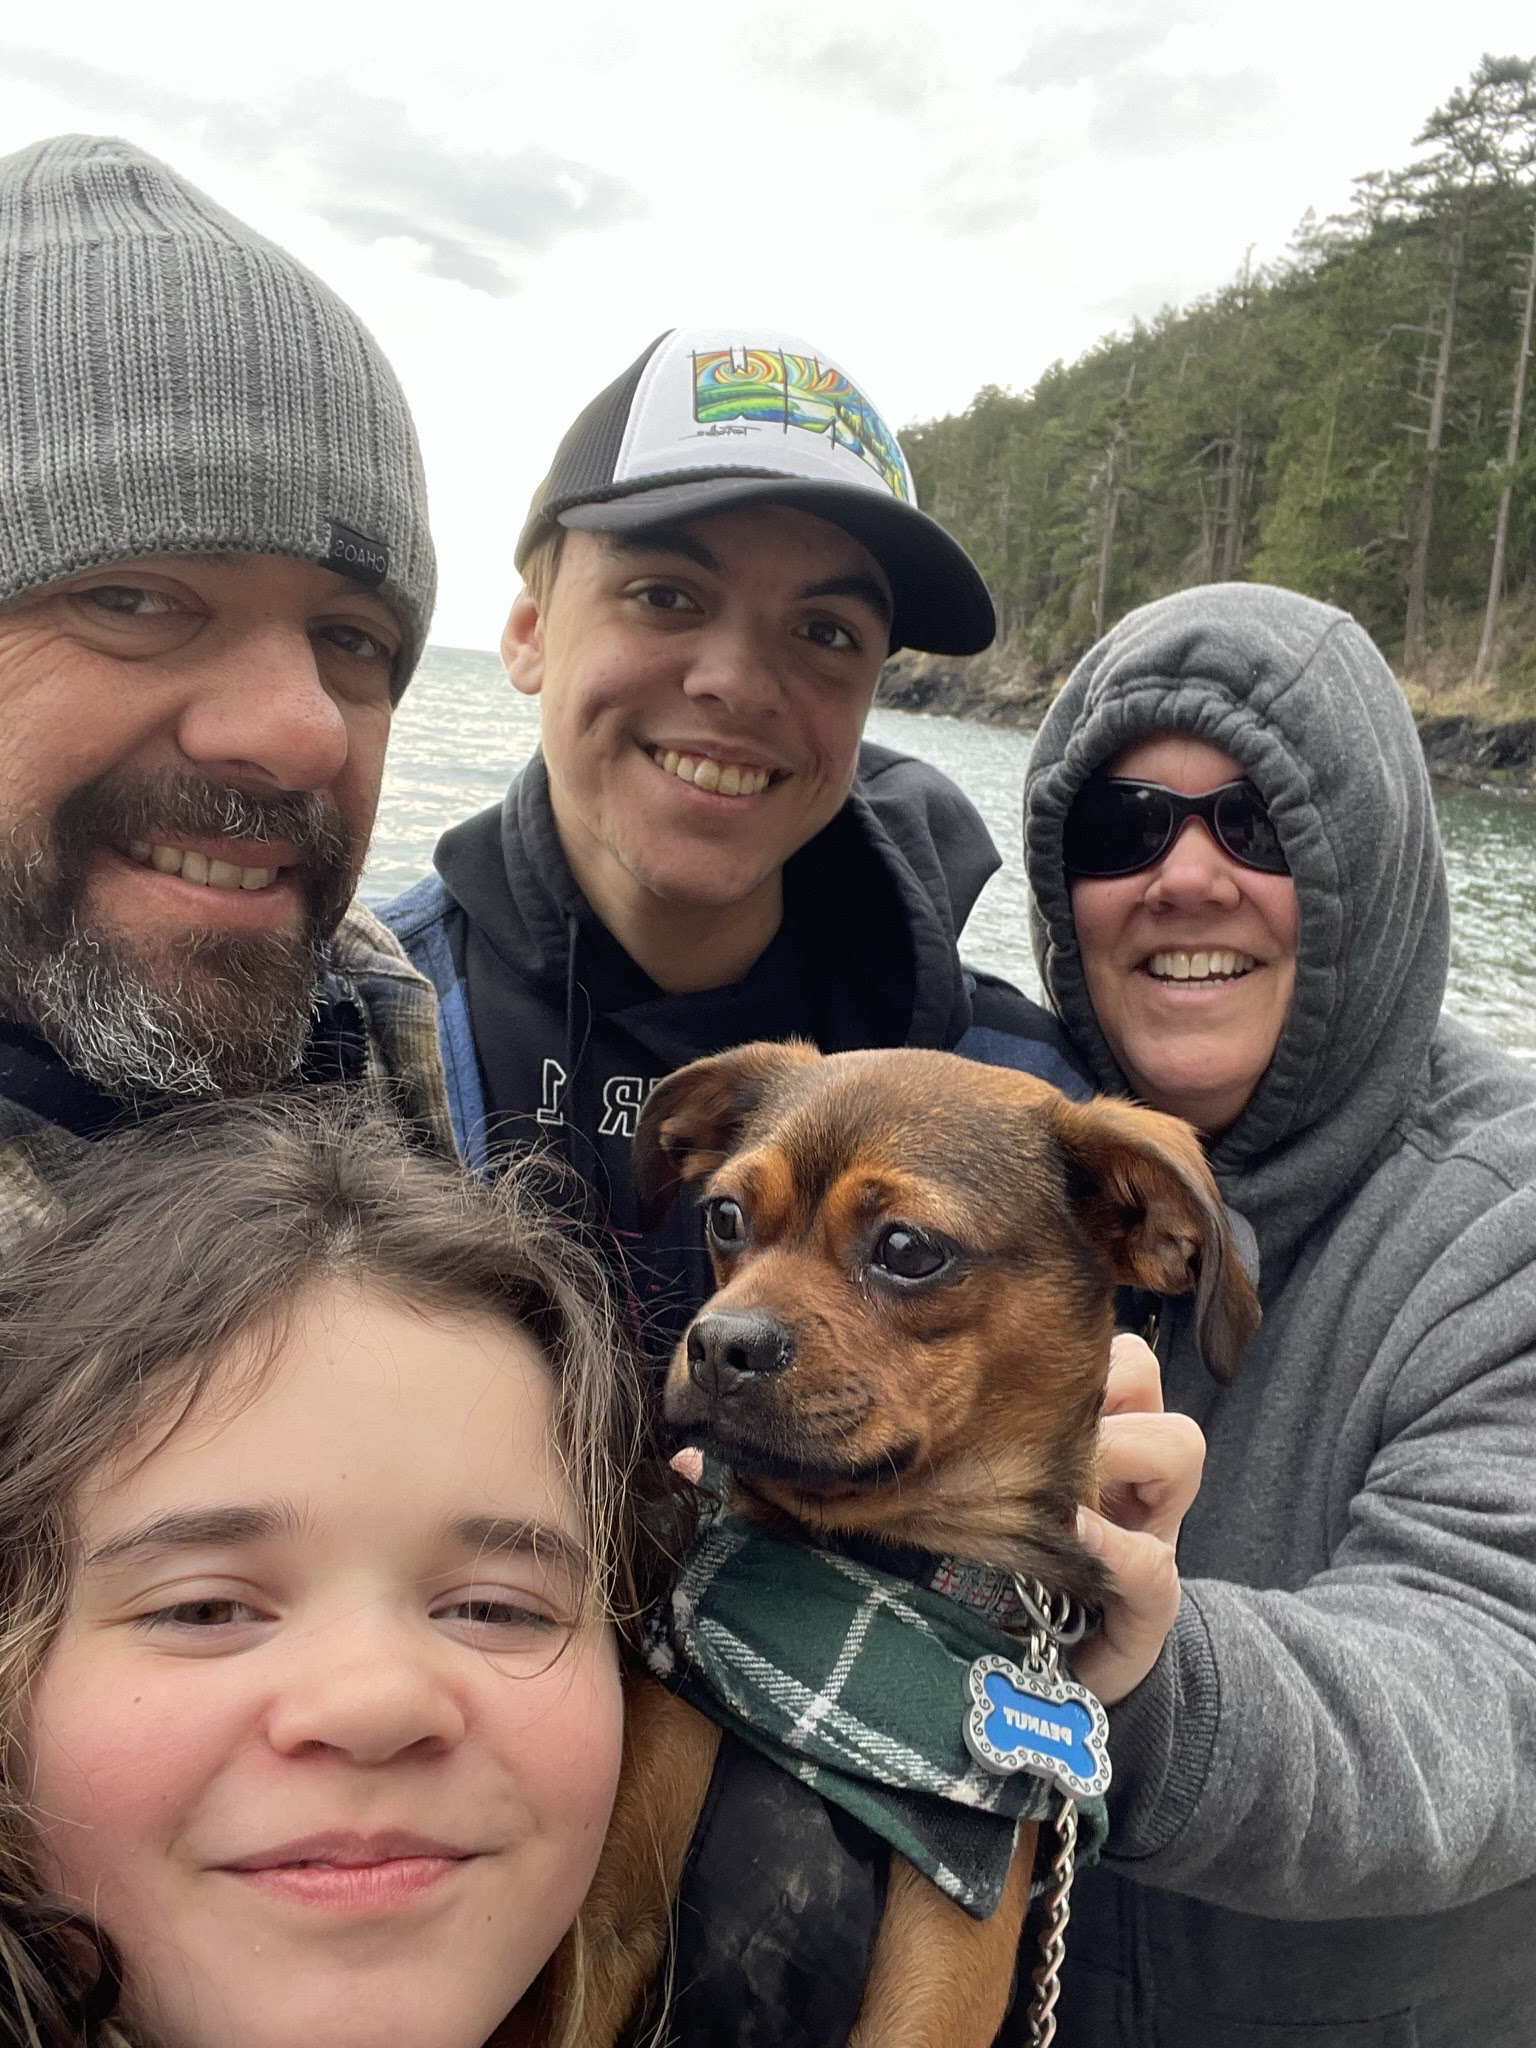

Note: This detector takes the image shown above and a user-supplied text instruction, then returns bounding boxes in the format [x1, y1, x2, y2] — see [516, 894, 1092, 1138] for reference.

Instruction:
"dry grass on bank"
[882, 593, 1536, 733]
[1398, 593, 1536, 725]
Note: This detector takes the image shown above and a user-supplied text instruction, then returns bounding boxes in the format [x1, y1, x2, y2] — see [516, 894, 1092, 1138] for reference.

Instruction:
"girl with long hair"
[0, 1094, 672, 2048]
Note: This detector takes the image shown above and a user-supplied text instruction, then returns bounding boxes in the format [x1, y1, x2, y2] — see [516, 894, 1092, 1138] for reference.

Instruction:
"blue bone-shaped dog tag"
[963, 1654, 1112, 1801]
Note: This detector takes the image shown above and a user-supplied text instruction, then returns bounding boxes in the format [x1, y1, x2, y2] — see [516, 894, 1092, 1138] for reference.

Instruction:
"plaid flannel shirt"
[0, 902, 457, 1253]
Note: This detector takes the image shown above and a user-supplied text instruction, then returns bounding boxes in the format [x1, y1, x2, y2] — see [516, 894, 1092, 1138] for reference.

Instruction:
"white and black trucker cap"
[515, 327, 995, 655]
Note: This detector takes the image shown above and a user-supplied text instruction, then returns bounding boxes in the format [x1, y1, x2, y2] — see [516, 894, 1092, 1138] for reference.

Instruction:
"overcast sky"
[3, 2, 1533, 648]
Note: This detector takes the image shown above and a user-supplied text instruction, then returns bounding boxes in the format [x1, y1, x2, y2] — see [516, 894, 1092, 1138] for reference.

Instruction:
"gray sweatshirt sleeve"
[1099, 1276, 1536, 1919]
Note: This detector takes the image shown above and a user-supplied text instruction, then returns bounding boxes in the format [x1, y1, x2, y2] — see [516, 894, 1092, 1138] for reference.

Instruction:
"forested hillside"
[900, 56, 1536, 717]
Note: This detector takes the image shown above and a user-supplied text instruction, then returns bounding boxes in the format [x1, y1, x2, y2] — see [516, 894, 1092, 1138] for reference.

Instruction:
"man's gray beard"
[0, 774, 354, 1106]
[2, 912, 326, 1102]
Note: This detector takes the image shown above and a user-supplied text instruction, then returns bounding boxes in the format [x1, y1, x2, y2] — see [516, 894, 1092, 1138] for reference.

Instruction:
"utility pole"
[1403, 209, 1466, 674]
[1474, 200, 1536, 682]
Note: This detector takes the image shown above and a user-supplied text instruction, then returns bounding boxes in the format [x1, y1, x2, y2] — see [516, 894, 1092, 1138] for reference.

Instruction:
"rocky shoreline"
[877, 653, 1536, 797]
[876, 650, 1056, 731]
[1413, 716, 1536, 795]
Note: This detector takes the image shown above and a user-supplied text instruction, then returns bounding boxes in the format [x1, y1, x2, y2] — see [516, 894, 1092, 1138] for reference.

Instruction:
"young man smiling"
[0, 135, 453, 1239]
[385, 327, 1083, 1351]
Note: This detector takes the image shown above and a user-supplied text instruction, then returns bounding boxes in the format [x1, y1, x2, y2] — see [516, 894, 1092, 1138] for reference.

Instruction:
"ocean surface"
[364, 646, 1536, 1067]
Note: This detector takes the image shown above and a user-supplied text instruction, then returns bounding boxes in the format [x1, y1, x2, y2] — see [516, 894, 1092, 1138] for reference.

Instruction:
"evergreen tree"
[901, 56, 1536, 687]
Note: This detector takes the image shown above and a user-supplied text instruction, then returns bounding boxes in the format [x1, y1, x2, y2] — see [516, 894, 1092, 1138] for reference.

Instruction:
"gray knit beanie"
[0, 135, 435, 693]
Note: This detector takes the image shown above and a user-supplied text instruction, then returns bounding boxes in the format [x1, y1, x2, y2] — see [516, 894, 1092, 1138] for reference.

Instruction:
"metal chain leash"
[1025, 1796, 1078, 2047]
[1012, 1577, 1084, 2048]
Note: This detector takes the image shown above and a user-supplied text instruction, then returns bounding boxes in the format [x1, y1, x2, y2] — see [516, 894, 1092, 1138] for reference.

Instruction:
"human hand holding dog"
[1071, 1333, 1205, 1708]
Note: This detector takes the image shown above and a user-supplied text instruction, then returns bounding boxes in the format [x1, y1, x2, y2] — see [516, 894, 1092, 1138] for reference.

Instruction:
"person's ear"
[633, 1041, 820, 1226]
[1052, 1095, 1260, 1384]
[502, 589, 545, 698]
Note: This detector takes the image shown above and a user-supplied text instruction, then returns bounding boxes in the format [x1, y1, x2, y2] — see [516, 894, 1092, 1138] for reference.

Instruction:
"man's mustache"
[45, 770, 357, 931]
[56, 772, 350, 870]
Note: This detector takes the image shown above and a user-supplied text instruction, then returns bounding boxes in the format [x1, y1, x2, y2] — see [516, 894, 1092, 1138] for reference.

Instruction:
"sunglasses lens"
[1215, 785, 1288, 873]
[1063, 781, 1173, 876]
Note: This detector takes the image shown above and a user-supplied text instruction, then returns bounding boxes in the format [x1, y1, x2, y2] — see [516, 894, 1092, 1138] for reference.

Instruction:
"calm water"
[364, 646, 1536, 1066]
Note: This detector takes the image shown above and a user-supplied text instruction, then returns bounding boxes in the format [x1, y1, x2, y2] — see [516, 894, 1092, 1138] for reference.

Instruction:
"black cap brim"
[557, 476, 995, 657]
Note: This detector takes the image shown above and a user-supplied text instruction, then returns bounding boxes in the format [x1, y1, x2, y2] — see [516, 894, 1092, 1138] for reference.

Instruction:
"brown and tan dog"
[545, 1042, 1259, 2048]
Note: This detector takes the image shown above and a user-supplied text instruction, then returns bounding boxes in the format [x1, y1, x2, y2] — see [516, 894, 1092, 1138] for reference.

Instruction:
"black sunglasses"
[1063, 777, 1288, 879]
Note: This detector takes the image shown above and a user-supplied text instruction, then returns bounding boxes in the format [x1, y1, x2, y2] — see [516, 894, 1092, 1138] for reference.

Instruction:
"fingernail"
[1076, 1507, 1104, 1553]
[670, 1447, 705, 1485]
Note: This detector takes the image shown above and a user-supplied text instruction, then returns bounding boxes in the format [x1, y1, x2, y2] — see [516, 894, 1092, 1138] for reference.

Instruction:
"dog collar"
[643, 1498, 1109, 1921]
[829, 1533, 1097, 1645]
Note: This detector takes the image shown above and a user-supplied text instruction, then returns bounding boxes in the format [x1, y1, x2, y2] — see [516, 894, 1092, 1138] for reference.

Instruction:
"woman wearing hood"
[1022, 582, 1536, 2046]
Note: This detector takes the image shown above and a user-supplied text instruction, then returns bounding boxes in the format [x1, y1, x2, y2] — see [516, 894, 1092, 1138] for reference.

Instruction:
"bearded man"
[0, 133, 453, 1241]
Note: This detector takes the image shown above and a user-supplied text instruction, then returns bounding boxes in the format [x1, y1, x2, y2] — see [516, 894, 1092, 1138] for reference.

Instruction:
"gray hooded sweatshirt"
[1023, 583, 1536, 2047]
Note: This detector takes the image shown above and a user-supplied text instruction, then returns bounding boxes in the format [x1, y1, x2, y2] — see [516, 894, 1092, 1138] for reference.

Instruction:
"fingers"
[1071, 1506, 1184, 1708]
[1095, 1410, 1205, 1543]
[1075, 1366, 1205, 1709]
[1103, 1332, 1164, 1416]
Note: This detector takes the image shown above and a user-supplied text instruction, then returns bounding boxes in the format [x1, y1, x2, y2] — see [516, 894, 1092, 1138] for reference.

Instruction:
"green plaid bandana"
[644, 1504, 1109, 1920]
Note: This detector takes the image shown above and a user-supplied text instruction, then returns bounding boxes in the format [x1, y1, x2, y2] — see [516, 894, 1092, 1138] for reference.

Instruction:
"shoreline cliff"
[876, 652, 1536, 799]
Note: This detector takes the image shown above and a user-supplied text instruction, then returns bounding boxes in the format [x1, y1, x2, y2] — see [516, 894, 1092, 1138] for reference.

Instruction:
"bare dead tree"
[1090, 361, 1137, 639]
[1401, 56, 1536, 675]
[1403, 208, 1469, 672]
[1474, 201, 1536, 681]
[1218, 404, 1248, 580]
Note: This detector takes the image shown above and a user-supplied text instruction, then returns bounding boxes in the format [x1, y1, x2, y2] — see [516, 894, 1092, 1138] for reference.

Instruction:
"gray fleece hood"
[1025, 582, 1449, 1269]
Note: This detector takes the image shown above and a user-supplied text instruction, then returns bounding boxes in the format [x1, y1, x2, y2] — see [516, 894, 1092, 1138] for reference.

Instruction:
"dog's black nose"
[686, 1309, 795, 1400]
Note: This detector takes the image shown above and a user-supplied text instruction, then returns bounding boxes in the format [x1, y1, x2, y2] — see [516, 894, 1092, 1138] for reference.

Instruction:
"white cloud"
[1094, 67, 1278, 151]
[746, 22, 945, 115]
[2, 0, 1534, 646]
[1012, 21, 1180, 90]
[925, 140, 1049, 235]
[0, 47, 642, 294]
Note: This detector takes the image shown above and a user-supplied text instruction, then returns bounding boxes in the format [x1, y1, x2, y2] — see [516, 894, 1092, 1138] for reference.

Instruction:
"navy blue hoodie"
[383, 739, 1085, 1358]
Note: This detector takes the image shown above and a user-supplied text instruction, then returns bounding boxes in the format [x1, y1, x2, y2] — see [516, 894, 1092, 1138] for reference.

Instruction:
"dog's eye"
[872, 1226, 949, 1281]
[704, 1197, 749, 1248]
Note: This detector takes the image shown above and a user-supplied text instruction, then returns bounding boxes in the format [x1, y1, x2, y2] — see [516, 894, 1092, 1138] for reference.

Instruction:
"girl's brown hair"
[0, 1093, 679, 2045]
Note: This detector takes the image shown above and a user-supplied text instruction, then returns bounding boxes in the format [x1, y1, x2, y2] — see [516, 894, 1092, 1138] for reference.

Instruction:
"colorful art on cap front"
[692, 345, 912, 501]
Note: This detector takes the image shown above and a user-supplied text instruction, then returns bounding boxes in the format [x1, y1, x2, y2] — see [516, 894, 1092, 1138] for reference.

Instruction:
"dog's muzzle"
[685, 1308, 796, 1403]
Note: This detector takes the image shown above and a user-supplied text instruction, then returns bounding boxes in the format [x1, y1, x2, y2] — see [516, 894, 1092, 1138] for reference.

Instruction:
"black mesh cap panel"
[513, 331, 670, 568]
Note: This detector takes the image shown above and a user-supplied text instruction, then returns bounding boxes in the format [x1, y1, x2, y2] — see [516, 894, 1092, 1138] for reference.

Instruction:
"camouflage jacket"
[0, 902, 457, 1254]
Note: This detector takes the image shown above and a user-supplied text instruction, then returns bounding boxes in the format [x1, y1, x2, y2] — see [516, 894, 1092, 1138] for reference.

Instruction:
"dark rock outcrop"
[876, 649, 1055, 728]
[1416, 716, 1536, 793]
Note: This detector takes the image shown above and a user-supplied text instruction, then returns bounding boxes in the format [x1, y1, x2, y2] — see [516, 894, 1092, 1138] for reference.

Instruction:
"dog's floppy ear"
[1052, 1096, 1260, 1384]
[633, 1041, 821, 1227]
